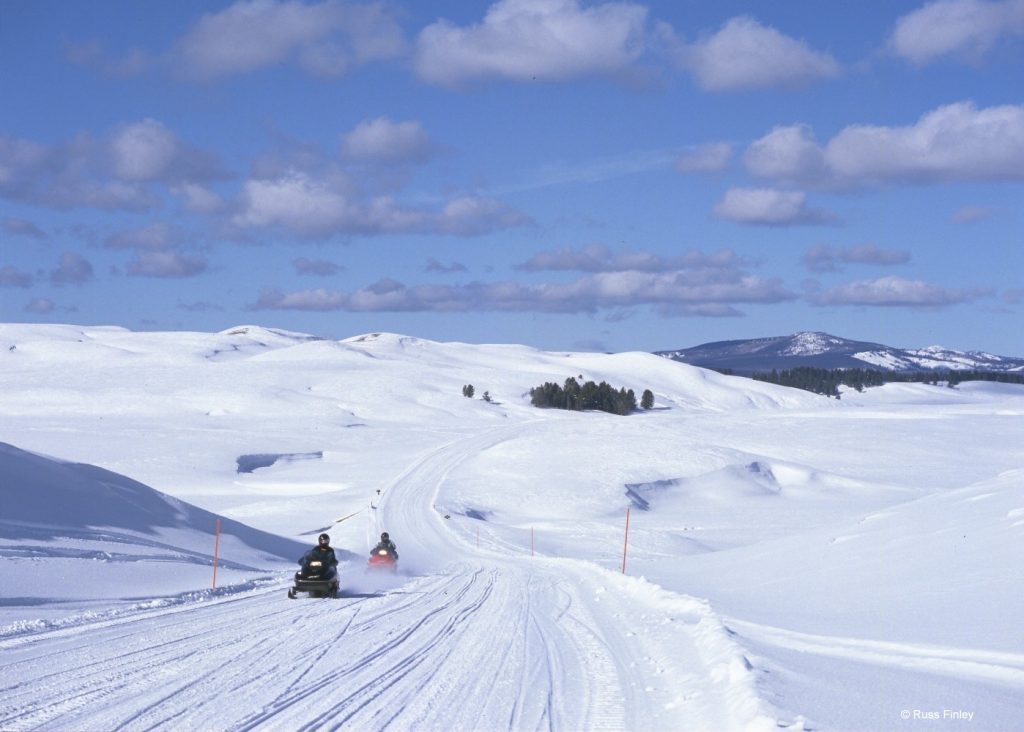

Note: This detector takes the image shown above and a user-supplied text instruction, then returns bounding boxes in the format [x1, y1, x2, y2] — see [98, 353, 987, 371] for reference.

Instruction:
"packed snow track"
[0, 425, 775, 731]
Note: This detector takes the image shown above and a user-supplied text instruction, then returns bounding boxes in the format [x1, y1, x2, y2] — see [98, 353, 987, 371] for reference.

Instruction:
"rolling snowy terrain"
[2, 324, 1023, 731]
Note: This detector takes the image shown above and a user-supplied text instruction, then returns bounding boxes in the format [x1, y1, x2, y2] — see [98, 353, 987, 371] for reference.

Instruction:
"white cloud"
[1, 265, 33, 288]
[341, 117, 434, 163]
[0, 133, 156, 211]
[743, 124, 828, 184]
[1, 121, 222, 211]
[232, 170, 529, 238]
[414, 0, 648, 86]
[293, 257, 343, 276]
[250, 268, 795, 315]
[437, 196, 530, 236]
[252, 287, 348, 311]
[679, 16, 840, 91]
[951, 205, 998, 223]
[126, 250, 208, 278]
[803, 244, 911, 273]
[745, 102, 1024, 188]
[50, 252, 95, 285]
[889, 0, 1024, 65]
[66, 40, 151, 78]
[425, 258, 468, 274]
[176, 0, 405, 80]
[110, 119, 223, 183]
[3, 217, 48, 240]
[233, 172, 359, 236]
[517, 245, 741, 273]
[812, 275, 988, 307]
[173, 183, 226, 213]
[104, 222, 177, 250]
[675, 143, 731, 174]
[25, 298, 56, 314]
[713, 188, 838, 227]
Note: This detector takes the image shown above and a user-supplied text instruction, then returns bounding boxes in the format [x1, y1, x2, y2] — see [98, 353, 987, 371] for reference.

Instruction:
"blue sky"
[1, 0, 1022, 354]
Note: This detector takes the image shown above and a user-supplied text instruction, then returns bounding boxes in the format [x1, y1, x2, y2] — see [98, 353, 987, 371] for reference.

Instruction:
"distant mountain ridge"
[655, 332, 1024, 374]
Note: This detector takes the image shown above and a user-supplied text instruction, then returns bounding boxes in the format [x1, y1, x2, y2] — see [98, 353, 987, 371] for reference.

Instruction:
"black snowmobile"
[288, 534, 339, 599]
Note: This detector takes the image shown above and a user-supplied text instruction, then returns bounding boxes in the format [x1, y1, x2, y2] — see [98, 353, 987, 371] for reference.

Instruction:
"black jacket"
[301, 545, 338, 567]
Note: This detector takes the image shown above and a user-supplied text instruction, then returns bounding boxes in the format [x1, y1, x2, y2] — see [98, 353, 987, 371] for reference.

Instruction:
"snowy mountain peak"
[657, 332, 1024, 374]
[782, 332, 845, 357]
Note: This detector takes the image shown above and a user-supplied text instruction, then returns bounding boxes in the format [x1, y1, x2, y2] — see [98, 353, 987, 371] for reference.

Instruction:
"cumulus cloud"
[713, 188, 838, 226]
[341, 117, 435, 164]
[104, 222, 177, 250]
[1, 265, 33, 288]
[0, 121, 223, 211]
[811, 275, 988, 307]
[803, 244, 911, 273]
[232, 172, 361, 236]
[172, 183, 226, 213]
[744, 102, 1024, 188]
[175, 0, 406, 80]
[3, 217, 48, 240]
[951, 205, 997, 224]
[126, 250, 208, 278]
[178, 300, 225, 312]
[414, 0, 648, 86]
[293, 257, 343, 276]
[250, 267, 795, 316]
[677, 16, 840, 91]
[0, 133, 155, 211]
[25, 298, 56, 314]
[675, 143, 731, 174]
[110, 119, 223, 183]
[889, 0, 1024, 65]
[517, 244, 741, 273]
[425, 258, 468, 273]
[50, 252, 95, 285]
[66, 40, 151, 78]
[231, 170, 530, 238]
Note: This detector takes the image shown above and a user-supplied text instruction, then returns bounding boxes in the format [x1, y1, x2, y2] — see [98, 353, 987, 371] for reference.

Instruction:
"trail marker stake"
[531, 527, 535, 557]
[621, 507, 631, 574]
[212, 518, 221, 589]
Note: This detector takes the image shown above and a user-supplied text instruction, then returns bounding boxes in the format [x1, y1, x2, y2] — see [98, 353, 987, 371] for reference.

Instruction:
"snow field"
[2, 323, 1023, 730]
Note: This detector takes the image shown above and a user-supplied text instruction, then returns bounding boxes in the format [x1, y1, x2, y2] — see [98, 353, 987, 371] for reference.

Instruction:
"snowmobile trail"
[0, 424, 777, 731]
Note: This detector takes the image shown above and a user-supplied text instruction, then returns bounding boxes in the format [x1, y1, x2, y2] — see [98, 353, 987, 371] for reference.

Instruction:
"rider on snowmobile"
[370, 531, 398, 560]
[303, 533, 339, 569]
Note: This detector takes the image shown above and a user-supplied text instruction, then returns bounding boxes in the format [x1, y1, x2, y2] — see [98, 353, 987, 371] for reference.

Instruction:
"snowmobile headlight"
[377, 550, 388, 556]
[310, 560, 323, 567]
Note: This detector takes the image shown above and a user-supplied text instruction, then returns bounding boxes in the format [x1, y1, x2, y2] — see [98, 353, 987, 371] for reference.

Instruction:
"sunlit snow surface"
[1, 324, 1022, 731]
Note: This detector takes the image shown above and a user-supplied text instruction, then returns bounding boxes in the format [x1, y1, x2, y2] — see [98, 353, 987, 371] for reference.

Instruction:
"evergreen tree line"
[750, 366, 1024, 397]
[530, 377, 651, 415]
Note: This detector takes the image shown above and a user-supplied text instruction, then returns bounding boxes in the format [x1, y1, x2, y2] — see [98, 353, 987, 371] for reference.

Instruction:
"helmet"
[380, 532, 389, 542]
[318, 533, 330, 547]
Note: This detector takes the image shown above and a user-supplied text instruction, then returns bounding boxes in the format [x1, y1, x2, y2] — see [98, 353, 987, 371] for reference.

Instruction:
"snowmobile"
[367, 548, 398, 572]
[287, 553, 339, 599]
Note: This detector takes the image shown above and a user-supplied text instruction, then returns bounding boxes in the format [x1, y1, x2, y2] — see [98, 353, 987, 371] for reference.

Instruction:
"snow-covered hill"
[2, 323, 1023, 731]
[657, 330, 1024, 374]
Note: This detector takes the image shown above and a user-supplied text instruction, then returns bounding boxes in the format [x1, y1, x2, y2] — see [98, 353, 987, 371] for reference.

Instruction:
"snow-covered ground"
[1, 324, 1022, 731]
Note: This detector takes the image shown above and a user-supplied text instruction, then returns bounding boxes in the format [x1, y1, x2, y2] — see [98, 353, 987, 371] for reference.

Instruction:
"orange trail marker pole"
[621, 507, 631, 574]
[212, 518, 221, 589]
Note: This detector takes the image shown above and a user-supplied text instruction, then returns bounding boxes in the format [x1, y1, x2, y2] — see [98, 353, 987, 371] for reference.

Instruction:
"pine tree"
[641, 389, 654, 409]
